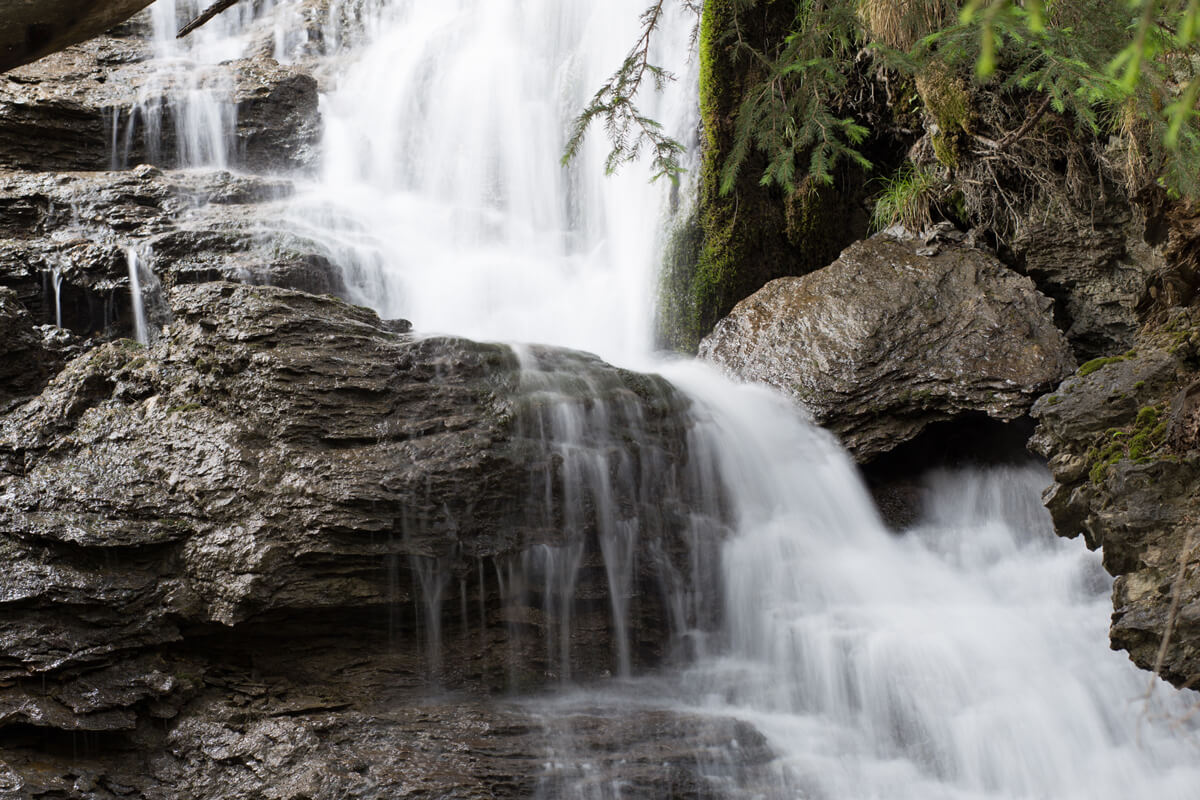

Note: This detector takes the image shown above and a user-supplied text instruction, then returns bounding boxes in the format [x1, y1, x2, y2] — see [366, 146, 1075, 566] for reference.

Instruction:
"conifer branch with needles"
[561, 1, 690, 184]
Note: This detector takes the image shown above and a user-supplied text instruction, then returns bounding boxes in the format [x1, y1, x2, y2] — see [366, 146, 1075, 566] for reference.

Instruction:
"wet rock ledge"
[0, 282, 731, 797]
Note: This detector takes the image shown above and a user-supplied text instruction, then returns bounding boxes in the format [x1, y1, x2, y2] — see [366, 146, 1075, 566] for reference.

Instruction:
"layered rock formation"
[0, 281, 731, 796]
[0, 14, 329, 345]
[0, 30, 319, 173]
[1031, 313, 1200, 688]
[699, 235, 1076, 463]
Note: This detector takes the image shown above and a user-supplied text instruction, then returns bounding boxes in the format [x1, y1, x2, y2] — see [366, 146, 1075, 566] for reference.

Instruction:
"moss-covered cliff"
[657, 0, 873, 353]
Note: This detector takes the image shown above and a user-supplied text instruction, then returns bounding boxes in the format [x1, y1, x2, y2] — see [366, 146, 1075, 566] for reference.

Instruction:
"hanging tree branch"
[561, 1, 690, 184]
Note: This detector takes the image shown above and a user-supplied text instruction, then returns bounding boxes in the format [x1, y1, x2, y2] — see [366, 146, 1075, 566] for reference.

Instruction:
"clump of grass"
[857, 0, 955, 51]
[871, 163, 944, 232]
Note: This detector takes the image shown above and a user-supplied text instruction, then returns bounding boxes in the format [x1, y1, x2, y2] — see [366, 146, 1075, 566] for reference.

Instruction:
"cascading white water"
[126, 246, 166, 345]
[139, 0, 1200, 796]
[50, 267, 63, 328]
[285, 0, 698, 360]
[663, 365, 1200, 799]
[126, 247, 149, 345]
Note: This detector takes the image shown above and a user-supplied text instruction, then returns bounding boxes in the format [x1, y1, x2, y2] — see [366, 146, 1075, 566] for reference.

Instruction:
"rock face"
[1010, 200, 1163, 360]
[0, 14, 332, 348]
[1031, 314, 1200, 689]
[0, 0, 155, 73]
[0, 36, 320, 173]
[0, 282, 731, 795]
[699, 236, 1076, 462]
[0, 288, 51, 408]
[0, 165, 339, 335]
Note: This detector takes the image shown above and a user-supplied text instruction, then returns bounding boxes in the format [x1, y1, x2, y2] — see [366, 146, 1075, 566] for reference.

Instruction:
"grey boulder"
[699, 236, 1075, 462]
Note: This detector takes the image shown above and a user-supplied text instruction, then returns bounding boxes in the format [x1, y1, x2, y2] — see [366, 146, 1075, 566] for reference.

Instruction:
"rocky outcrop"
[0, 12, 333, 347]
[0, 288, 52, 408]
[699, 236, 1076, 462]
[0, 282, 728, 793]
[0, 0, 156, 73]
[0, 165, 341, 336]
[1010, 199, 1164, 360]
[0, 35, 320, 173]
[1031, 312, 1200, 689]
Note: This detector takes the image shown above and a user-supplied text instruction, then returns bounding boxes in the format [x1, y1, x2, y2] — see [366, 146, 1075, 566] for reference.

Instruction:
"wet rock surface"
[0, 288, 52, 409]
[1031, 312, 1200, 688]
[699, 236, 1076, 463]
[0, 32, 320, 173]
[0, 282, 733, 796]
[0, 11, 336, 346]
[0, 165, 340, 336]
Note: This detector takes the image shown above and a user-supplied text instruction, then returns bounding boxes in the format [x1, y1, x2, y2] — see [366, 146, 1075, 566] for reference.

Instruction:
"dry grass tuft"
[857, 0, 956, 51]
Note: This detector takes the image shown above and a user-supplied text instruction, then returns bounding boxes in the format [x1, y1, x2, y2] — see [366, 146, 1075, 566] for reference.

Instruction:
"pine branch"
[561, 0, 690, 184]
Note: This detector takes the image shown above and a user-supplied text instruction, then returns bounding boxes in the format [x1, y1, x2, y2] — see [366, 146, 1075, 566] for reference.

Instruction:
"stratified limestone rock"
[0, 166, 342, 335]
[699, 236, 1076, 463]
[0, 283, 722, 743]
[1031, 313, 1200, 689]
[0, 33, 320, 172]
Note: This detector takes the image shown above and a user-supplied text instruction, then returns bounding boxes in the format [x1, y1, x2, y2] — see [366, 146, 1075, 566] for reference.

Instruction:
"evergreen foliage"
[573, 0, 1200, 207]
[562, 1, 698, 183]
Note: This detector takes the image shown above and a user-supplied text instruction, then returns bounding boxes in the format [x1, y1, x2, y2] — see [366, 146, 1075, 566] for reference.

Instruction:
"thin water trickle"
[50, 268, 63, 328]
[126, 246, 166, 345]
[126, 247, 149, 345]
[133, 0, 1200, 796]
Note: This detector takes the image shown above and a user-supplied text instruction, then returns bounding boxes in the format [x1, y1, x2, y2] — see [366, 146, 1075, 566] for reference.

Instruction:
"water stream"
[139, 1, 1200, 796]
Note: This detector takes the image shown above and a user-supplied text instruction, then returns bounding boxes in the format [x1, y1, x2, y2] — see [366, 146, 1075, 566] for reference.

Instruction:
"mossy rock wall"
[657, 0, 870, 353]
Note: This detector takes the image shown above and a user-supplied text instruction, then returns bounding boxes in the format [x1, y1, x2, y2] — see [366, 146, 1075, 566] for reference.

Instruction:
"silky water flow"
[137, 1, 1200, 797]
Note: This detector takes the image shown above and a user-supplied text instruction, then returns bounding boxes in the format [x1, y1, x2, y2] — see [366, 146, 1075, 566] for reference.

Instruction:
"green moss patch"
[1087, 404, 1169, 484]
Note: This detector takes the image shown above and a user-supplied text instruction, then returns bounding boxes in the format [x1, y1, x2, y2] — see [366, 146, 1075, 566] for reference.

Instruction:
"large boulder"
[699, 236, 1076, 462]
[1031, 311, 1200, 688]
[0, 283, 724, 738]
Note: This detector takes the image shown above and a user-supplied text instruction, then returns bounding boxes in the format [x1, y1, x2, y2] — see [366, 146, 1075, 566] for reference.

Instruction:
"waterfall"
[286, 0, 698, 361]
[126, 246, 166, 345]
[136, 0, 1200, 796]
[127, 247, 149, 345]
[50, 267, 63, 328]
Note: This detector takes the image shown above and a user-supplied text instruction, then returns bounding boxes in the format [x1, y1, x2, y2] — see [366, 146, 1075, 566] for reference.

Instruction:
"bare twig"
[177, 0, 244, 39]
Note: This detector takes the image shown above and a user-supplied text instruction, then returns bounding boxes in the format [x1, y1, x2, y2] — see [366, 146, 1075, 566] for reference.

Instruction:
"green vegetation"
[577, 0, 1200, 350]
[1078, 354, 1130, 377]
[1087, 403, 1169, 484]
[574, 0, 1200, 203]
[871, 163, 944, 231]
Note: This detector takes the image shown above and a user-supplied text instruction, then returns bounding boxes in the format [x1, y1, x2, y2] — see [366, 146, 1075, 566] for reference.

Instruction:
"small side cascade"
[126, 247, 148, 345]
[410, 555, 451, 682]
[505, 345, 729, 682]
[107, 0, 260, 171]
[49, 267, 63, 328]
[125, 246, 167, 345]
